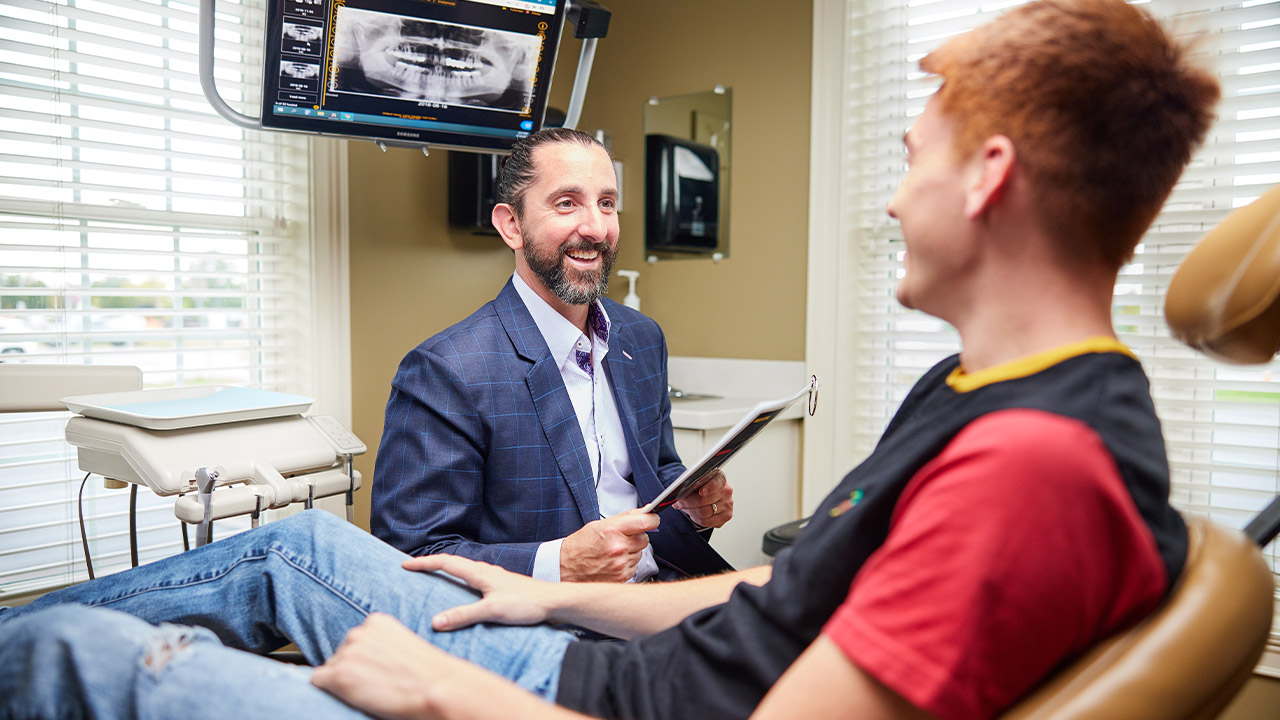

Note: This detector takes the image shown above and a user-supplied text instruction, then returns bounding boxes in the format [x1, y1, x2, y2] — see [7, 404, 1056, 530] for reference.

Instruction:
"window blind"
[832, 0, 1280, 670]
[0, 0, 315, 598]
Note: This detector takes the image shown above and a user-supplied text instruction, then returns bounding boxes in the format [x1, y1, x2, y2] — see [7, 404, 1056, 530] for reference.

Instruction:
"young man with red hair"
[0, 1, 1220, 718]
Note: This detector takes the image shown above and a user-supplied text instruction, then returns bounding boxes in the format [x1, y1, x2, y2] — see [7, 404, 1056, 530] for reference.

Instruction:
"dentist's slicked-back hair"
[922, 0, 1220, 269]
[497, 128, 610, 219]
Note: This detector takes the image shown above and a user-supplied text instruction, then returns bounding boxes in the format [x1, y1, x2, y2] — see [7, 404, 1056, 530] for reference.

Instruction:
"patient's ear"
[491, 203, 523, 251]
[964, 135, 1015, 220]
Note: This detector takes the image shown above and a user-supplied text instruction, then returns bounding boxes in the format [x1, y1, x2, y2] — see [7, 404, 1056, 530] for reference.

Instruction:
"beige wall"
[347, 0, 813, 529]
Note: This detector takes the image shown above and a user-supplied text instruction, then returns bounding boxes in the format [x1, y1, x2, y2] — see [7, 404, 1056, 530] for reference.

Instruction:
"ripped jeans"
[0, 607, 367, 719]
[0, 510, 575, 720]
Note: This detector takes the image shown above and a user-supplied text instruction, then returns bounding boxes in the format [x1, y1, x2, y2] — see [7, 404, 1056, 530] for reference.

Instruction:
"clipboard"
[644, 377, 818, 513]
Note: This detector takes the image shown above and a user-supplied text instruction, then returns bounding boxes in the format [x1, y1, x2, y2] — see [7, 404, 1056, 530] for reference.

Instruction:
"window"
[0, 0, 332, 598]
[808, 0, 1280, 673]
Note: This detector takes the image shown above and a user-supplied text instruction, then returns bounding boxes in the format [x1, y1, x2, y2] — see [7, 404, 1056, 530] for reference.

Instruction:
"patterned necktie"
[575, 304, 609, 377]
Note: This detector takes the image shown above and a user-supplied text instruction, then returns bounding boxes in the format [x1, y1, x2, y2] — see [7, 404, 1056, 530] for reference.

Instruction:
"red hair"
[923, 0, 1220, 268]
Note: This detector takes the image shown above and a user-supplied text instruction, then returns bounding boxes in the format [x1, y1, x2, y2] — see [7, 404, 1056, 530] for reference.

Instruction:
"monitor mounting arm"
[562, 0, 611, 130]
[198, 0, 259, 131]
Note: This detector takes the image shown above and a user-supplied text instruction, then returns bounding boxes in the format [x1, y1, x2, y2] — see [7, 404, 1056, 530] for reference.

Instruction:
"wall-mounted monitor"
[261, 0, 566, 152]
[645, 134, 720, 252]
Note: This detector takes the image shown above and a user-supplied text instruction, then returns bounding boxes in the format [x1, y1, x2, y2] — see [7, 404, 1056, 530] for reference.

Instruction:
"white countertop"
[670, 394, 806, 430]
[667, 357, 808, 430]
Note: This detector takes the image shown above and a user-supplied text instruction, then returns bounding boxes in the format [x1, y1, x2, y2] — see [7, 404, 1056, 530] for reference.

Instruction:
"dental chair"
[1000, 184, 1280, 719]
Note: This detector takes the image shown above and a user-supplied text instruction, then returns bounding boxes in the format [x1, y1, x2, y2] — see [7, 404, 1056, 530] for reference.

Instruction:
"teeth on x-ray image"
[331, 7, 542, 110]
[284, 23, 324, 42]
[282, 61, 320, 78]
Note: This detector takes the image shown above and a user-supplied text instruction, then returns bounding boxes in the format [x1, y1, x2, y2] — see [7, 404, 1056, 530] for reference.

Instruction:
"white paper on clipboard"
[644, 378, 817, 513]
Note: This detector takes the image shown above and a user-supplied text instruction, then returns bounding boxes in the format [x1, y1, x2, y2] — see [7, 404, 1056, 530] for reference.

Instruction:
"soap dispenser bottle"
[617, 270, 641, 311]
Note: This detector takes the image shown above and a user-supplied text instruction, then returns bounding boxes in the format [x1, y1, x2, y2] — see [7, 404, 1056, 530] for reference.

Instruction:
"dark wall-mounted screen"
[645, 134, 720, 252]
[261, 0, 566, 152]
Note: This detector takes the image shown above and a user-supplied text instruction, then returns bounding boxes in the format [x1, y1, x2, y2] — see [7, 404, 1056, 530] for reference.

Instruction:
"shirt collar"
[945, 336, 1136, 393]
[512, 272, 611, 366]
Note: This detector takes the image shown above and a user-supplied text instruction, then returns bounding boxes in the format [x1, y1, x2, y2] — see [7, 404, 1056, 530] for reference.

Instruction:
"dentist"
[371, 128, 735, 583]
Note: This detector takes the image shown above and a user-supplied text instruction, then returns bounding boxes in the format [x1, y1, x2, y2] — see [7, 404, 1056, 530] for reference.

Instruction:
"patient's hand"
[313, 613, 576, 720]
[312, 613, 444, 719]
[404, 555, 556, 631]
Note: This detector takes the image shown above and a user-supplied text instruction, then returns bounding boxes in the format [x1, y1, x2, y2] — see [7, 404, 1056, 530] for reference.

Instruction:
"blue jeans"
[0, 510, 576, 719]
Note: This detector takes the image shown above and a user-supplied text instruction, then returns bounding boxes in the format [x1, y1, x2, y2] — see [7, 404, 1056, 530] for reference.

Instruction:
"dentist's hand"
[675, 469, 734, 530]
[559, 509, 660, 583]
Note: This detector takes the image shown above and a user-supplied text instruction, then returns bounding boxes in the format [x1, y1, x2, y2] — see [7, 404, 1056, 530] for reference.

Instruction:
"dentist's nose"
[579, 206, 609, 240]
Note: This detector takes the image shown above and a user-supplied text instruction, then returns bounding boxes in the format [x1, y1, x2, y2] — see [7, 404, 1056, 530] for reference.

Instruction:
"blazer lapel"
[603, 323, 665, 504]
[495, 281, 600, 525]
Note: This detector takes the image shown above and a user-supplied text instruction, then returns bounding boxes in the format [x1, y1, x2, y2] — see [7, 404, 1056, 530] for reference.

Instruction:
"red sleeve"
[822, 409, 1168, 720]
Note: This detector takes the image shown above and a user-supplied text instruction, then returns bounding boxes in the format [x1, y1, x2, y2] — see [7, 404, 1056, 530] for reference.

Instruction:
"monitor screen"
[260, 0, 566, 152]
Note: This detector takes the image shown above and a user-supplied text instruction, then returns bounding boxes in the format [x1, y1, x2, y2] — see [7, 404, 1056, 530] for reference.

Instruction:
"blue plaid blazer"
[370, 280, 732, 578]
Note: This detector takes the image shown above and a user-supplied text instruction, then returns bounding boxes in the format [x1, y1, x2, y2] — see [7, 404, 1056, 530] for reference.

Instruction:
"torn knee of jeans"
[140, 625, 202, 673]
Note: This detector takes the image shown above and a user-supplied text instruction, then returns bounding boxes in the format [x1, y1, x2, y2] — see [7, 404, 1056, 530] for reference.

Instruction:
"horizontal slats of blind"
[0, 207, 275, 234]
[0, 0, 310, 599]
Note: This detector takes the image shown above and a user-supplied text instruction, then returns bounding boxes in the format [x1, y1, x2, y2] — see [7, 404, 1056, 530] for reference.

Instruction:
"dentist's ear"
[491, 203, 523, 251]
[964, 135, 1015, 220]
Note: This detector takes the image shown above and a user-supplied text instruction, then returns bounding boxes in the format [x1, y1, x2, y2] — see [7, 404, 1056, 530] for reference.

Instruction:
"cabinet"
[672, 420, 801, 569]
[666, 357, 807, 570]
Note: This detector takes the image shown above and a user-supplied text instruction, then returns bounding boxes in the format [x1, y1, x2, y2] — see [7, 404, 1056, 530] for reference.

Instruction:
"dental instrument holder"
[197, 0, 610, 144]
[196, 467, 218, 547]
[61, 386, 366, 540]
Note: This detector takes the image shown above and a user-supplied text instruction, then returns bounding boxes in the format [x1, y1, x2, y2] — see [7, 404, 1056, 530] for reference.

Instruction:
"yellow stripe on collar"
[945, 337, 1137, 393]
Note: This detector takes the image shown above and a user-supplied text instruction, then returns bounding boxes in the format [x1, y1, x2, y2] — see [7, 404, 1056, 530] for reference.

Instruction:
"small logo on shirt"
[829, 489, 864, 517]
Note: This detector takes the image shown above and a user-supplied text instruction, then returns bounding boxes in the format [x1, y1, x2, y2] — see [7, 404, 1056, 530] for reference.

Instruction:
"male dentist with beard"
[371, 128, 735, 584]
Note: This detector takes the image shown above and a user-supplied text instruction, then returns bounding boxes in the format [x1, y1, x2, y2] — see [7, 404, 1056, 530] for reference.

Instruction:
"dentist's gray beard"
[522, 238, 617, 305]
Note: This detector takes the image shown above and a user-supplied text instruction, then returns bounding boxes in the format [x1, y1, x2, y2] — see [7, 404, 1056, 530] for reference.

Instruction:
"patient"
[0, 0, 1219, 718]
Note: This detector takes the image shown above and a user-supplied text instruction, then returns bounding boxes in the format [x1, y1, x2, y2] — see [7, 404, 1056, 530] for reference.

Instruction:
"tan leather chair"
[1001, 186, 1280, 719]
[1165, 184, 1280, 364]
[1002, 518, 1273, 720]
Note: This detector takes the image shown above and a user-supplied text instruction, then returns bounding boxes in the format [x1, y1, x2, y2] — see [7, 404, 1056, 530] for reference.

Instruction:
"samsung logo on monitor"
[396, 131, 421, 139]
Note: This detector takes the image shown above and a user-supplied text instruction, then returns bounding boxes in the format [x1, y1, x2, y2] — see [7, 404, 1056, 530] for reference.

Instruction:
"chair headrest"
[1164, 184, 1280, 364]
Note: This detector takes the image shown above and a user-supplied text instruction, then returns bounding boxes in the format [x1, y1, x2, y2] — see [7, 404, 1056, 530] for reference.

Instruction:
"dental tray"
[60, 386, 314, 430]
